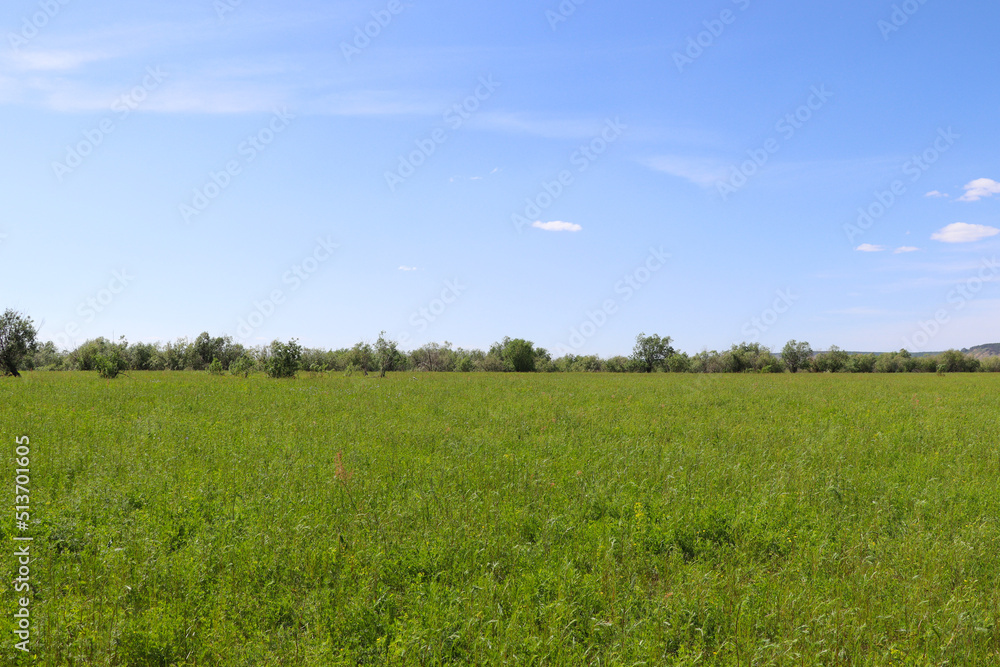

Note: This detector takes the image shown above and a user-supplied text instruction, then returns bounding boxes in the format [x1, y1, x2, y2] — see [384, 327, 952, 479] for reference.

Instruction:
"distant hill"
[803, 345, 1000, 358]
[963, 343, 1000, 359]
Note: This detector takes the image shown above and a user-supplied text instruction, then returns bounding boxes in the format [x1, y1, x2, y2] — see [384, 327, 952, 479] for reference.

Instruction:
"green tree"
[265, 339, 302, 379]
[813, 345, 849, 372]
[722, 342, 780, 373]
[348, 342, 374, 374]
[781, 340, 813, 373]
[0, 309, 38, 377]
[631, 333, 675, 373]
[230, 354, 256, 378]
[31, 340, 66, 370]
[94, 337, 129, 379]
[374, 331, 402, 378]
[491, 337, 536, 372]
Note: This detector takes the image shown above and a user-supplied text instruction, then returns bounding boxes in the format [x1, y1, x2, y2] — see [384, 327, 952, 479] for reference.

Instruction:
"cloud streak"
[533, 221, 582, 232]
[642, 155, 728, 187]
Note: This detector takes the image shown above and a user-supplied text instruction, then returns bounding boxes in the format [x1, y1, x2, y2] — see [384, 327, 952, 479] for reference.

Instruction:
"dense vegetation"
[19, 332, 1000, 375]
[3, 372, 999, 664]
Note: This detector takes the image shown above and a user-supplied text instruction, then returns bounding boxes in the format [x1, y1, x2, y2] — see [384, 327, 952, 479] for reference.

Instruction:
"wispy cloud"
[925, 190, 949, 198]
[472, 112, 616, 140]
[533, 221, 582, 232]
[310, 90, 446, 117]
[931, 222, 1000, 243]
[827, 307, 894, 316]
[398, 266, 418, 271]
[893, 246, 919, 254]
[642, 156, 728, 187]
[855, 244, 885, 252]
[3, 50, 115, 72]
[449, 167, 500, 183]
[957, 178, 1000, 202]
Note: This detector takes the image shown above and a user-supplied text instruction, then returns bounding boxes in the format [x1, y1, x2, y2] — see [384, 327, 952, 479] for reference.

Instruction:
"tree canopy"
[0, 309, 38, 377]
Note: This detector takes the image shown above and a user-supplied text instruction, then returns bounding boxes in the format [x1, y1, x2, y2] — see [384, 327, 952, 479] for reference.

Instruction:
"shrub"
[981, 356, 1000, 372]
[230, 355, 256, 378]
[490, 337, 537, 372]
[208, 357, 224, 375]
[95, 347, 128, 379]
[265, 339, 302, 379]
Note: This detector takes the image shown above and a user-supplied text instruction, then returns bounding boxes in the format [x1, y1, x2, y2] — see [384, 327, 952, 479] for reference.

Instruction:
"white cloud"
[532, 221, 582, 232]
[398, 266, 418, 271]
[893, 246, 919, 254]
[924, 190, 949, 198]
[3, 50, 113, 72]
[931, 222, 1000, 243]
[642, 156, 728, 187]
[855, 244, 885, 252]
[957, 178, 1000, 202]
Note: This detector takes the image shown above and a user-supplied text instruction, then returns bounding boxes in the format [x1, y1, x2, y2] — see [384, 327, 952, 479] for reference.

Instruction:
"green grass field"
[3, 372, 1000, 665]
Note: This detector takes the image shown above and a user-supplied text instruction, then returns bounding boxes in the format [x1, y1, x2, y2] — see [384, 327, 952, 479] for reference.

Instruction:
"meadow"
[2, 371, 999, 665]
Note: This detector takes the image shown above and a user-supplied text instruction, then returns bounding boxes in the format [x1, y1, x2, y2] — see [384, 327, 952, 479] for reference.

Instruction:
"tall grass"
[2, 372, 999, 665]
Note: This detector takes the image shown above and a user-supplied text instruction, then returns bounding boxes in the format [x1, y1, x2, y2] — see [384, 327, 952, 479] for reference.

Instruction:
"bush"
[667, 353, 691, 373]
[980, 356, 1000, 372]
[95, 346, 128, 379]
[265, 339, 302, 379]
[230, 355, 256, 378]
[490, 337, 537, 372]
[208, 357, 224, 375]
[604, 356, 631, 373]
[374, 332, 402, 378]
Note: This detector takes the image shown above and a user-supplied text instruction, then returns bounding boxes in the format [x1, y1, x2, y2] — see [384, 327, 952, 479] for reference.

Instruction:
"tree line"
[2, 310, 995, 378]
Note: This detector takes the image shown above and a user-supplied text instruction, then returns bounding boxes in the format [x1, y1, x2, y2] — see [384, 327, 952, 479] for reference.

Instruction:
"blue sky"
[2, 0, 999, 356]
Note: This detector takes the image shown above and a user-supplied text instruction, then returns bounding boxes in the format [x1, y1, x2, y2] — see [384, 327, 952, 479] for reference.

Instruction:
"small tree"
[0, 310, 38, 377]
[348, 342, 374, 374]
[230, 354, 256, 378]
[491, 337, 536, 372]
[631, 333, 675, 373]
[265, 339, 302, 379]
[207, 357, 225, 375]
[94, 338, 129, 379]
[781, 340, 813, 373]
[374, 331, 402, 378]
[813, 345, 849, 373]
